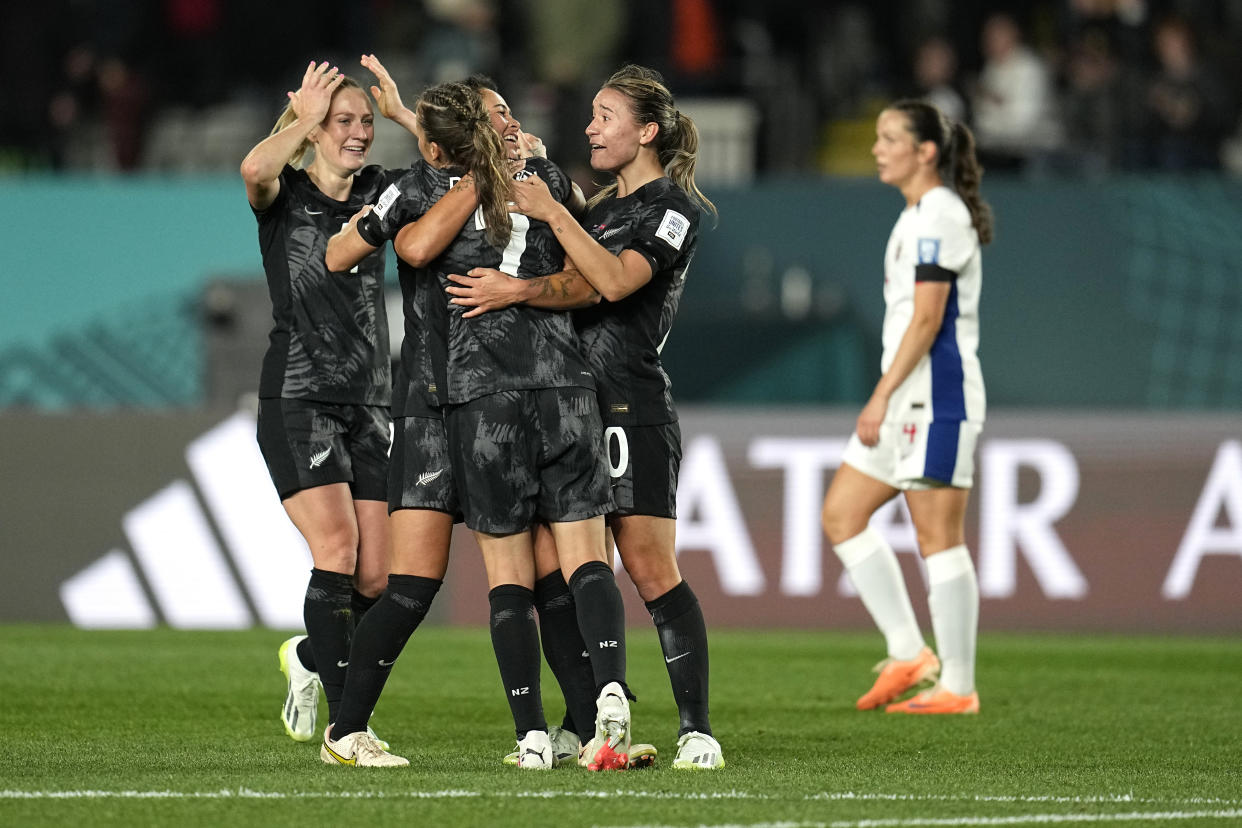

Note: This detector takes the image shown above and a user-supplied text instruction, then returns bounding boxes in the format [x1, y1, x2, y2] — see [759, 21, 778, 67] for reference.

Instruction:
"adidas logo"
[59, 411, 312, 629]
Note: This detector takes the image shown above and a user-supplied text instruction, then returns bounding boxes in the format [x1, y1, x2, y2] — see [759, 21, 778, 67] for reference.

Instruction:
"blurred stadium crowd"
[5, 0, 1242, 179]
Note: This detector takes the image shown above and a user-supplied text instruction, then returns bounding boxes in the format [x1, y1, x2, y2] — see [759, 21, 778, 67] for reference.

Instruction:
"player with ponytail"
[821, 98, 991, 716]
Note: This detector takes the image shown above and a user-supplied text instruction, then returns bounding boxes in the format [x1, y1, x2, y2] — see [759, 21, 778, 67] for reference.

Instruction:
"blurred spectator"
[911, 35, 967, 124]
[13, 1, 1242, 178]
[1138, 14, 1229, 171]
[524, 0, 625, 183]
[810, 3, 887, 119]
[1058, 27, 1122, 175]
[971, 12, 1064, 171]
[418, 0, 499, 83]
[98, 55, 152, 171]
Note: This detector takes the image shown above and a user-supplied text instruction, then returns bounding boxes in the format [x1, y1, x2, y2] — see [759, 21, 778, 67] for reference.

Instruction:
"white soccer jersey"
[880, 185, 985, 425]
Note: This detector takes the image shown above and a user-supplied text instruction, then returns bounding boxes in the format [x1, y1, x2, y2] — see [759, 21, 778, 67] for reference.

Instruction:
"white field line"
[602, 814, 1242, 828]
[1, 789, 1240, 809]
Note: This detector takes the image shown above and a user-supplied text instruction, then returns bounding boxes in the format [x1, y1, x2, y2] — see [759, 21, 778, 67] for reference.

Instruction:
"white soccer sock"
[925, 545, 979, 696]
[834, 527, 925, 661]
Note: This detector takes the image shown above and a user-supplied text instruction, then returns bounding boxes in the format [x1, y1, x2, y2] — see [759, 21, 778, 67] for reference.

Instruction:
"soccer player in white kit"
[822, 99, 994, 714]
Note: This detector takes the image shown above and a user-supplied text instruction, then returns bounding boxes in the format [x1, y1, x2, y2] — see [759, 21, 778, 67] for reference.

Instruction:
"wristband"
[356, 209, 385, 247]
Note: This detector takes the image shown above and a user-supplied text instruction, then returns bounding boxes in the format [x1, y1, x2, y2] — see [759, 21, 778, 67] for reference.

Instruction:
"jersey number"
[605, 426, 629, 479]
[474, 208, 531, 277]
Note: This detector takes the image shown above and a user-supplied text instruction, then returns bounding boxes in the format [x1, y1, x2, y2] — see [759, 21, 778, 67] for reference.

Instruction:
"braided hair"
[416, 81, 512, 246]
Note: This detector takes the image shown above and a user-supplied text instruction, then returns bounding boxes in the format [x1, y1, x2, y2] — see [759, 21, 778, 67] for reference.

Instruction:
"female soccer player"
[324, 80, 634, 771]
[821, 99, 992, 715]
[241, 56, 471, 754]
[449, 64, 725, 770]
[241, 59, 398, 747]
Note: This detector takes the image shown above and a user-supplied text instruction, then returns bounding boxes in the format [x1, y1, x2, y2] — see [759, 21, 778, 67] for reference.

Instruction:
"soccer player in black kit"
[449, 64, 725, 769]
[241, 57, 471, 757]
[324, 80, 635, 771]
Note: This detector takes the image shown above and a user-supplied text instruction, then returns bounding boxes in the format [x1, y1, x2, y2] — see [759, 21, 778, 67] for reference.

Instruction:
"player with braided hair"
[326, 80, 635, 770]
[447, 63, 726, 770]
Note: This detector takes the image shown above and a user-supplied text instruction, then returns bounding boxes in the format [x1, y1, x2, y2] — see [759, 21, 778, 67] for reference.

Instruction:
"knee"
[620, 548, 680, 602]
[312, 526, 360, 572]
[354, 570, 387, 598]
[821, 499, 864, 547]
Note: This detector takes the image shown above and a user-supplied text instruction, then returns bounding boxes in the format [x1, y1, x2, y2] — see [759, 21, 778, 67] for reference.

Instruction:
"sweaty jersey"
[366, 156, 592, 408]
[253, 164, 393, 405]
[573, 177, 699, 426]
[882, 185, 985, 423]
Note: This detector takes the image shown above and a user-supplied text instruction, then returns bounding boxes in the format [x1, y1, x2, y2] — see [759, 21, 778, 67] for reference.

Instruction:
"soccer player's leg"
[449, 392, 554, 764]
[895, 482, 980, 715]
[612, 422, 718, 768]
[824, 449, 933, 710]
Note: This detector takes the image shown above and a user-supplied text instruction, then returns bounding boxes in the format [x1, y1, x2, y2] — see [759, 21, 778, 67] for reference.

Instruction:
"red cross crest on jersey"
[902, 423, 918, 444]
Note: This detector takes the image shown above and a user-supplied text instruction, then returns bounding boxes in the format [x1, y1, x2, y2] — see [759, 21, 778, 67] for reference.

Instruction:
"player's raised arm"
[241, 60, 344, 210]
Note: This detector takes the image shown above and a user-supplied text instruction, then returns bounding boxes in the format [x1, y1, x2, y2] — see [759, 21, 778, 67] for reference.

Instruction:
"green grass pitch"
[1, 625, 1239, 827]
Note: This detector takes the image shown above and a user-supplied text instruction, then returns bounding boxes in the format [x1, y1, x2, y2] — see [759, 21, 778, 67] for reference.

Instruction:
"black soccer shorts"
[256, 397, 392, 501]
[601, 421, 682, 519]
[446, 387, 614, 534]
[388, 414, 460, 517]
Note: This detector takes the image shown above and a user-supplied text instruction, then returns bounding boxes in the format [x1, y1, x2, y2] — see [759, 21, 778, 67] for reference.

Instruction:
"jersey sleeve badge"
[655, 209, 690, 250]
[917, 238, 940, 264]
[373, 183, 401, 219]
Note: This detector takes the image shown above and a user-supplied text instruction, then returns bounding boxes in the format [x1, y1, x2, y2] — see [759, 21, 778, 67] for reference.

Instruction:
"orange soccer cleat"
[885, 685, 980, 714]
[856, 646, 940, 710]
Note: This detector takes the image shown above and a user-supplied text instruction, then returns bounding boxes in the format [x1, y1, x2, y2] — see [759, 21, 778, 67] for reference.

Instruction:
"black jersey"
[253, 164, 393, 405]
[366, 157, 592, 408]
[573, 177, 700, 426]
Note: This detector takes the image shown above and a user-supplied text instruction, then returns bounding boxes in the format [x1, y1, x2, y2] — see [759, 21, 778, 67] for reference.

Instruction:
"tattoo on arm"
[533, 273, 599, 302]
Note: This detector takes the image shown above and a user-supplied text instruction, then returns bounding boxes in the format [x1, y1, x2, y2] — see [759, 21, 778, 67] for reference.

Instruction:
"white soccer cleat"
[586, 681, 631, 771]
[320, 727, 409, 767]
[503, 724, 579, 766]
[366, 725, 390, 751]
[547, 725, 581, 767]
[516, 729, 554, 770]
[672, 731, 725, 770]
[278, 635, 320, 742]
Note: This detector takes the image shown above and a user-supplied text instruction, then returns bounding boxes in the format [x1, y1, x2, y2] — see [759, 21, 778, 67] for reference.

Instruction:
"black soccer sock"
[303, 568, 355, 726]
[351, 589, 380, 627]
[296, 636, 317, 673]
[647, 580, 712, 736]
[534, 571, 597, 740]
[489, 584, 547, 738]
[567, 561, 628, 694]
[333, 574, 442, 739]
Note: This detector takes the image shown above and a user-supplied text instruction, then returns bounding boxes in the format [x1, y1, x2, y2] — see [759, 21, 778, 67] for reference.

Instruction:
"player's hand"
[511, 173, 556, 221]
[515, 131, 545, 159]
[289, 60, 343, 124]
[446, 268, 524, 318]
[856, 393, 888, 447]
[361, 53, 406, 120]
[345, 204, 373, 229]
